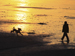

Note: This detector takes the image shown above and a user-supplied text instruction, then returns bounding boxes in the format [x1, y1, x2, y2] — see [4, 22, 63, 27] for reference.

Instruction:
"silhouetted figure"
[61, 21, 69, 42]
[11, 27, 23, 36]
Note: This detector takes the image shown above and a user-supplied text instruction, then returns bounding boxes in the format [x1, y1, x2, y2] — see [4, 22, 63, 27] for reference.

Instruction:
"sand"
[0, 32, 75, 56]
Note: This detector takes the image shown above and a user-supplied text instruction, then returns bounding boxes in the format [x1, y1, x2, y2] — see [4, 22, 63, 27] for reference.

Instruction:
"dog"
[11, 27, 23, 36]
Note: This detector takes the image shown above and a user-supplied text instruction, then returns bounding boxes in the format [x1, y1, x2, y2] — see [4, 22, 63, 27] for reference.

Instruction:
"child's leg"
[61, 33, 66, 40]
[66, 33, 69, 41]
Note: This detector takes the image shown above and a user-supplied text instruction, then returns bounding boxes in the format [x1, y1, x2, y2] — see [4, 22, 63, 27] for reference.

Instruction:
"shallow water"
[0, 0, 75, 45]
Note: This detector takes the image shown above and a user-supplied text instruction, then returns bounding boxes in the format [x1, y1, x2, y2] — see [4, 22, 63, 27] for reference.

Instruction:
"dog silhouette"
[11, 27, 23, 36]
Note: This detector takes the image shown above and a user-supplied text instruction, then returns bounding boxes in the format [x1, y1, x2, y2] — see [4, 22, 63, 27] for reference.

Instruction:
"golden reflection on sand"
[8, 1, 30, 34]
[14, 24, 28, 31]
[13, 13, 29, 34]
[16, 12, 27, 21]
[3, 24, 29, 35]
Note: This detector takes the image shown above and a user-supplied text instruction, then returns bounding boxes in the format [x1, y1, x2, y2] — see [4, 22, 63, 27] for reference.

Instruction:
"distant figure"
[11, 27, 23, 36]
[61, 21, 69, 42]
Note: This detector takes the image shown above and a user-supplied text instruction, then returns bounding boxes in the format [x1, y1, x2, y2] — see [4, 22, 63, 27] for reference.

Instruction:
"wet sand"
[23, 49, 75, 56]
[0, 32, 75, 56]
[0, 32, 51, 50]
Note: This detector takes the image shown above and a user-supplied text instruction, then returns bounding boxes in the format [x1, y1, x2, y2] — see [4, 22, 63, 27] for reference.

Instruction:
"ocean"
[0, 0, 75, 45]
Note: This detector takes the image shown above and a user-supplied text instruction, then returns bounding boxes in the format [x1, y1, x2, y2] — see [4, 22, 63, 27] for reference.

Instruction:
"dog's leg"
[20, 32, 23, 36]
[11, 30, 14, 33]
[16, 33, 19, 36]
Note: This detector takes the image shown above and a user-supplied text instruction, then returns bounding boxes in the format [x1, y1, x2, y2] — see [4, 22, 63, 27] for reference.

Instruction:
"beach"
[0, 0, 75, 56]
[0, 32, 75, 56]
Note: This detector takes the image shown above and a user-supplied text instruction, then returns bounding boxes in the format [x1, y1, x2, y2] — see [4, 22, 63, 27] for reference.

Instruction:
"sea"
[0, 0, 75, 46]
